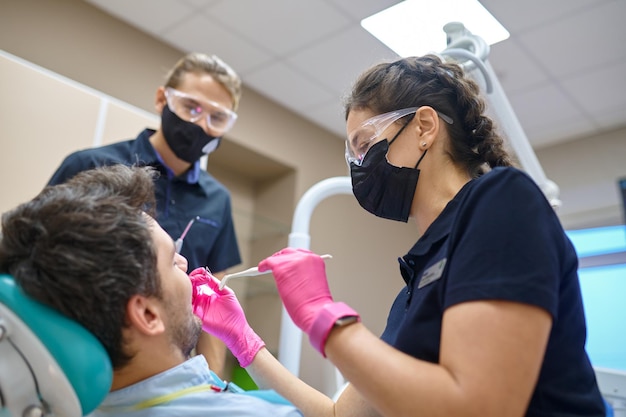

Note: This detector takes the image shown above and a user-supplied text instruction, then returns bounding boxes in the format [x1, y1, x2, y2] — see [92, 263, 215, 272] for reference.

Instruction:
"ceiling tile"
[503, 83, 595, 145]
[244, 62, 336, 112]
[516, 1, 626, 78]
[488, 40, 550, 94]
[560, 60, 626, 116]
[161, 14, 272, 74]
[507, 83, 587, 127]
[526, 118, 598, 149]
[327, 0, 402, 21]
[287, 25, 399, 93]
[85, 0, 194, 33]
[180, 0, 221, 8]
[480, 0, 612, 34]
[203, 0, 351, 56]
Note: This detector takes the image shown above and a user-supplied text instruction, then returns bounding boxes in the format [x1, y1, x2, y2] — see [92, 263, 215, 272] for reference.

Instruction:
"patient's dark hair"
[0, 164, 160, 368]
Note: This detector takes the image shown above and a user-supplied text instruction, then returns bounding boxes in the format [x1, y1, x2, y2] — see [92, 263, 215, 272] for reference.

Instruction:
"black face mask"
[161, 105, 221, 163]
[350, 137, 426, 223]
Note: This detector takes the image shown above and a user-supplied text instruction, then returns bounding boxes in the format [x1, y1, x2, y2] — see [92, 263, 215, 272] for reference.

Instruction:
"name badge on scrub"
[418, 258, 447, 289]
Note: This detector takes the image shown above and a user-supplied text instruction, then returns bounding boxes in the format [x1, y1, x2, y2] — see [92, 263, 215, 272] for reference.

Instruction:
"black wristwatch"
[333, 315, 360, 328]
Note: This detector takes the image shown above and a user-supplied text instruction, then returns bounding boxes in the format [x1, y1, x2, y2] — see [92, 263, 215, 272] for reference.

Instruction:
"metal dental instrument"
[175, 216, 199, 253]
[219, 254, 332, 290]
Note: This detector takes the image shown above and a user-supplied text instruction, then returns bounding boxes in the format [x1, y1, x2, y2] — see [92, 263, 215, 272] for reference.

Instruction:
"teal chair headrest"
[0, 274, 112, 414]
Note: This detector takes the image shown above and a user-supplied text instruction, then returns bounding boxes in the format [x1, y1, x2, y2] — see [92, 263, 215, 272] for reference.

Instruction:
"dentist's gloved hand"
[189, 267, 265, 367]
[258, 248, 360, 356]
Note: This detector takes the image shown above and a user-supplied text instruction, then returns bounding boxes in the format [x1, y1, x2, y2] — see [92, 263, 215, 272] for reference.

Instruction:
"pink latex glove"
[258, 248, 360, 356]
[189, 267, 265, 367]
[258, 248, 333, 333]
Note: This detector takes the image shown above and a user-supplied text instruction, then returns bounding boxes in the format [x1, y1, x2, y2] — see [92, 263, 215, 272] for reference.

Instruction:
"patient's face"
[148, 216, 202, 357]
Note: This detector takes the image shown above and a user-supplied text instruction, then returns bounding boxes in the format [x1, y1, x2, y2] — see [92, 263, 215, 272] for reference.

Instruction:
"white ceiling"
[84, 0, 626, 149]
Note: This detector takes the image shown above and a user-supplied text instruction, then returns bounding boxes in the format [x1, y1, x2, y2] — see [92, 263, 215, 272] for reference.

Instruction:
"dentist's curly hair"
[344, 54, 515, 178]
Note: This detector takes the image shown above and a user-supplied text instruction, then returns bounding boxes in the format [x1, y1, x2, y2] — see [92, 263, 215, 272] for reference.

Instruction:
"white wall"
[536, 127, 626, 230]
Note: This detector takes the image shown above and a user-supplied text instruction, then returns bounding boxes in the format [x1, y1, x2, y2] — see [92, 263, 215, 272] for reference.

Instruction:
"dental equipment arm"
[280, 176, 353, 380]
[189, 267, 265, 367]
[441, 23, 561, 208]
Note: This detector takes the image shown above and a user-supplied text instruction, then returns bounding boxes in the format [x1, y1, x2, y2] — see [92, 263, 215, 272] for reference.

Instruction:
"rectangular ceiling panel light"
[361, 0, 509, 57]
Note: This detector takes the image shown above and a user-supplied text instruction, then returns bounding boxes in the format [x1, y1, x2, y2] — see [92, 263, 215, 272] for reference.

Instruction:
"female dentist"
[191, 54, 606, 417]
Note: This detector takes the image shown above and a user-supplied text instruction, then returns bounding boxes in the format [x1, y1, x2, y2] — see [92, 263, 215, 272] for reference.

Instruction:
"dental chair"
[0, 274, 112, 416]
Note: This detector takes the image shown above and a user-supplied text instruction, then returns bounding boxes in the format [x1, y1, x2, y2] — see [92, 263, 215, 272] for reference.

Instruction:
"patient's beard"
[168, 305, 203, 358]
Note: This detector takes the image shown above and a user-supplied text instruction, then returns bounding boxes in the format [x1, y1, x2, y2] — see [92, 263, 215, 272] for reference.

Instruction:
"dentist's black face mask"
[161, 105, 221, 163]
[349, 125, 427, 222]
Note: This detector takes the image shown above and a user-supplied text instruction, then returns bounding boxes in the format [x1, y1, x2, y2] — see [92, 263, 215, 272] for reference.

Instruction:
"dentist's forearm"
[246, 348, 335, 417]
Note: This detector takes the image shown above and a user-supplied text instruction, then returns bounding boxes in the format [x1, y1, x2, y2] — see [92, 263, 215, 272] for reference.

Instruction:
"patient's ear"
[126, 295, 165, 336]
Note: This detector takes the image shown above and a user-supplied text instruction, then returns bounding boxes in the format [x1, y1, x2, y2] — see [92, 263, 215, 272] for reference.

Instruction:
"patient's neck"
[110, 346, 187, 391]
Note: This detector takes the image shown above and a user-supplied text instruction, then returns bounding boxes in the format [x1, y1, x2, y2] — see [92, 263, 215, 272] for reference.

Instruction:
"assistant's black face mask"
[350, 139, 426, 223]
[161, 105, 221, 163]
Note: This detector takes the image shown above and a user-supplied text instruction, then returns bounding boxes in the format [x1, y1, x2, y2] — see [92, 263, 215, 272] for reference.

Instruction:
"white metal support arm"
[278, 176, 353, 377]
[441, 22, 561, 208]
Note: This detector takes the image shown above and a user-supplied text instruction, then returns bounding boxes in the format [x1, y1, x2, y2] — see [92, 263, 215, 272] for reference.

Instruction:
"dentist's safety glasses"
[345, 107, 453, 167]
[164, 87, 238, 136]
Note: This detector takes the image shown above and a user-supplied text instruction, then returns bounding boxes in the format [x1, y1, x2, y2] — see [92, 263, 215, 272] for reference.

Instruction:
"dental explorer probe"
[175, 216, 199, 253]
[219, 254, 332, 290]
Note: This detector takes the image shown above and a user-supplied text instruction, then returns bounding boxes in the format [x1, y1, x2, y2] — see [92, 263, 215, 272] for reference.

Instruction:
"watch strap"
[309, 302, 360, 357]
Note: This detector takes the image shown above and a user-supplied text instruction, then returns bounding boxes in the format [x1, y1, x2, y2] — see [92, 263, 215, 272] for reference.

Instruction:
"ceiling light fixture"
[361, 0, 510, 57]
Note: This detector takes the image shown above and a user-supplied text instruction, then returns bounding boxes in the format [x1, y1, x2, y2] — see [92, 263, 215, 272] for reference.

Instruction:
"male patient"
[0, 165, 301, 416]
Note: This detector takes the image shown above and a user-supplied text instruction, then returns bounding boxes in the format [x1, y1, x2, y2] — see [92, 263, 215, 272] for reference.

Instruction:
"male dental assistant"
[47, 52, 242, 379]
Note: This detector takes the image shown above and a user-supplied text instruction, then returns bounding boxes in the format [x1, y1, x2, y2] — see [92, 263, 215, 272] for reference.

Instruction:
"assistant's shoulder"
[47, 139, 138, 185]
[83, 138, 139, 160]
[198, 170, 231, 195]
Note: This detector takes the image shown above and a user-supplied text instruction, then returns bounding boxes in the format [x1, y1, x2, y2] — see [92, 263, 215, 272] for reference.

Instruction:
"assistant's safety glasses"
[164, 87, 238, 136]
[345, 107, 453, 166]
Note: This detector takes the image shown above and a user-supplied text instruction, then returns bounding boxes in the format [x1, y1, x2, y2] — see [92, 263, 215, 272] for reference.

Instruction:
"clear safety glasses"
[345, 107, 453, 166]
[164, 87, 238, 136]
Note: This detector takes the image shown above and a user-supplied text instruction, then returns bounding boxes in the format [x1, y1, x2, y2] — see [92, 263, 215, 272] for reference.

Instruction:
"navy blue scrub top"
[381, 167, 605, 416]
[47, 129, 241, 273]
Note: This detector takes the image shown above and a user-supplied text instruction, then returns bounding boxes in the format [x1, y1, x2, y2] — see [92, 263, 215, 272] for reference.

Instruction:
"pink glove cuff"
[309, 302, 360, 357]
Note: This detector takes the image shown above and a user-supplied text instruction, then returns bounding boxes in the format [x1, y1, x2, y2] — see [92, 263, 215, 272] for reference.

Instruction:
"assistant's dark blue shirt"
[48, 130, 241, 273]
[381, 167, 605, 416]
